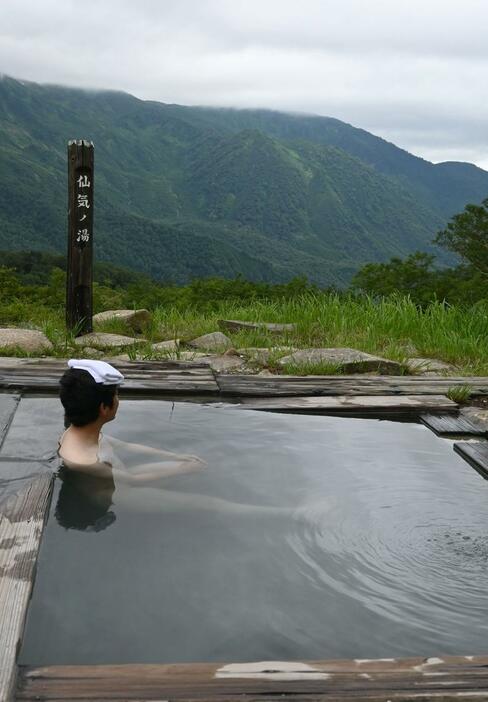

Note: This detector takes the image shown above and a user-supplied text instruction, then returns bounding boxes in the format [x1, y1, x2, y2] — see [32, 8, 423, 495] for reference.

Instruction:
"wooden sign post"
[66, 140, 94, 335]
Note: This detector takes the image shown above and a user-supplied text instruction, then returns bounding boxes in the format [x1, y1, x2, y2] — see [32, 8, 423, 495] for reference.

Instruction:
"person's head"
[55, 467, 116, 532]
[59, 367, 119, 428]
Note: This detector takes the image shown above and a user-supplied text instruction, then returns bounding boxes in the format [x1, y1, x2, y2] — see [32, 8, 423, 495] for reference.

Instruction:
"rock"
[105, 354, 131, 362]
[279, 348, 402, 375]
[406, 357, 456, 374]
[74, 333, 147, 349]
[188, 331, 232, 351]
[257, 369, 275, 377]
[176, 351, 211, 361]
[238, 346, 297, 364]
[93, 309, 151, 333]
[151, 339, 180, 352]
[81, 346, 104, 359]
[219, 319, 296, 334]
[207, 355, 246, 373]
[0, 328, 53, 353]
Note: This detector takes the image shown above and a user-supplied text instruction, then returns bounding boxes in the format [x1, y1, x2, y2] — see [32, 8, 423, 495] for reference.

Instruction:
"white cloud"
[0, 0, 487, 168]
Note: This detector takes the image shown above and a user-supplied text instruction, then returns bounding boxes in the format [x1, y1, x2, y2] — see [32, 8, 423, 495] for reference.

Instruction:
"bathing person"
[57, 359, 303, 526]
[58, 359, 205, 483]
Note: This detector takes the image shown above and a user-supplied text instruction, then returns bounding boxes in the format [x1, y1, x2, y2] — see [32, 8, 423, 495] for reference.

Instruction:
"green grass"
[446, 385, 473, 403]
[2, 293, 488, 376]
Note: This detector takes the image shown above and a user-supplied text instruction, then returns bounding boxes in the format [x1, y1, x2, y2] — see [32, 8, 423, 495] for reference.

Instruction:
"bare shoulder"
[59, 435, 112, 479]
[59, 436, 99, 466]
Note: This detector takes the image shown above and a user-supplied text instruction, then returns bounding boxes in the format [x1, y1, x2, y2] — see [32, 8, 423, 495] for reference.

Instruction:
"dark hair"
[59, 368, 117, 427]
[55, 467, 116, 532]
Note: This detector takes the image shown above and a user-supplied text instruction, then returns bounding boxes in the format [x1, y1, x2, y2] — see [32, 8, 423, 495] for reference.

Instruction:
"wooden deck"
[0, 473, 53, 702]
[0, 359, 219, 396]
[421, 413, 488, 437]
[17, 655, 488, 700]
[238, 394, 458, 415]
[217, 373, 488, 397]
[1, 358, 488, 402]
[2, 359, 488, 701]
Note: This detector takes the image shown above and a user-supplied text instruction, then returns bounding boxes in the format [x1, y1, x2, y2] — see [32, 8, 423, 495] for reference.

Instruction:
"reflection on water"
[55, 468, 116, 532]
[19, 399, 488, 665]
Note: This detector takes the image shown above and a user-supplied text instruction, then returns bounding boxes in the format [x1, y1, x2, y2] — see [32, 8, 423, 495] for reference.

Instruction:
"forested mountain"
[1, 75, 487, 285]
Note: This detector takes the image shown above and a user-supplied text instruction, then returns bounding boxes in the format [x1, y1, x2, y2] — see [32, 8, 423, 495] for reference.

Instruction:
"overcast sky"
[1, 0, 487, 169]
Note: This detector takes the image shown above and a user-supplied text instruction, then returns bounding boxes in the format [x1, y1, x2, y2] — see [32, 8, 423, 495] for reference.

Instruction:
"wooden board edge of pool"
[237, 394, 459, 415]
[16, 655, 488, 700]
[420, 413, 488, 437]
[2, 361, 488, 400]
[0, 472, 53, 702]
[454, 441, 488, 480]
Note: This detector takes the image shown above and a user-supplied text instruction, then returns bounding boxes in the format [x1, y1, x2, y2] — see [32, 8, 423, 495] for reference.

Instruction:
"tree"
[351, 252, 438, 306]
[435, 198, 488, 275]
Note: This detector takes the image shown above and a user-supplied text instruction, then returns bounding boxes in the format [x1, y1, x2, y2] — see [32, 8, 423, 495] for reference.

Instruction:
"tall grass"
[3, 292, 488, 375]
[152, 293, 488, 374]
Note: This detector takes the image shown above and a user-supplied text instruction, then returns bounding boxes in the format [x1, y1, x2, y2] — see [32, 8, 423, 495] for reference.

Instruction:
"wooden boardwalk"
[217, 373, 488, 397]
[0, 473, 53, 702]
[1, 358, 488, 407]
[0, 359, 219, 396]
[238, 394, 458, 415]
[2, 359, 488, 700]
[17, 655, 488, 700]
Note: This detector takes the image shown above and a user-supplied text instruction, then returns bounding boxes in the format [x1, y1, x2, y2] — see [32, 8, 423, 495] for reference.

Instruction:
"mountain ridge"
[0, 74, 487, 286]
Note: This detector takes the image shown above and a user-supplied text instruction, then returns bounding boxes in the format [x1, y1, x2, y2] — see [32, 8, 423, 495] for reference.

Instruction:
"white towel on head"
[68, 359, 125, 385]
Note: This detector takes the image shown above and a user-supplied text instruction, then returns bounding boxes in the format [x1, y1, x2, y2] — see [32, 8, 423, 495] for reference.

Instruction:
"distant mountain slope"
[0, 75, 487, 285]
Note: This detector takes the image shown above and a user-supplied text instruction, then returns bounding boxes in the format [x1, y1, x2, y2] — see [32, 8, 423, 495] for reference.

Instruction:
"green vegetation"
[2, 252, 488, 376]
[446, 385, 473, 404]
[1, 79, 487, 379]
[352, 197, 488, 306]
[352, 254, 488, 306]
[2, 75, 488, 286]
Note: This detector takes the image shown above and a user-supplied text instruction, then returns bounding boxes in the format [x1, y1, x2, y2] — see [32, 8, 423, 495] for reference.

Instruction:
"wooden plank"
[238, 394, 458, 415]
[1, 368, 488, 399]
[0, 473, 53, 702]
[217, 374, 488, 397]
[0, 374, 219, 396]
[0, 394, 20, 450]
[454, 441, 488, 480]
[421, 413, 487, 437]
[17, 655, 488, 700]
[0, 359, 213, 373]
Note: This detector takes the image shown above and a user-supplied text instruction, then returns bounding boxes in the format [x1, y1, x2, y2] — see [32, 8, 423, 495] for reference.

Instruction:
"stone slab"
[237, 347, 296, 363]
[0, 329, 53, 353]
[74, 333, 147, 349]
[279, 347, 402, 374]
[93, 309, 151, 333]
[188, 332, 232, 351]
[206, 355, 246, 373]
[151, 339, 180, 352]
[407, 357, 456, 374]
[219, 319, 296, 334]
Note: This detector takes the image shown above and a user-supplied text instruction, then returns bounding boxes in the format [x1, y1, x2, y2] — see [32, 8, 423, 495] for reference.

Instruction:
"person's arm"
[107, 435, 199, 461]
[113, 457, 206, 484]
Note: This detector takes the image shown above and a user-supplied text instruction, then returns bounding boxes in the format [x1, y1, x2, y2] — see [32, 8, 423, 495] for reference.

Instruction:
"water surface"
[18, 398, 488, 664]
